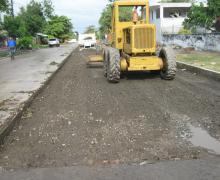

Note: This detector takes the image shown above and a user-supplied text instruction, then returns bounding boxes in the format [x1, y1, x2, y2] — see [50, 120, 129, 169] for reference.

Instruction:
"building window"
[156, 9, 160, 19]
[163, 7, 190, 18]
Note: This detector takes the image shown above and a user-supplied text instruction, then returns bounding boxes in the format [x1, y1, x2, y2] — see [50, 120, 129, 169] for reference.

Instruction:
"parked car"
[48, 38, 60, 47]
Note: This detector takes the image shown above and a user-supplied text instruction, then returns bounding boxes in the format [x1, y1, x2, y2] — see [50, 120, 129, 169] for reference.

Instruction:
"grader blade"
[86, 55, 103, 68]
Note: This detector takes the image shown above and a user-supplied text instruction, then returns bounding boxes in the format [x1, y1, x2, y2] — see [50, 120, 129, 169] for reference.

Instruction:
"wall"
[150, 9, 162, 42]
[163, 33, 220, 52]
[161, 17, 185, 34]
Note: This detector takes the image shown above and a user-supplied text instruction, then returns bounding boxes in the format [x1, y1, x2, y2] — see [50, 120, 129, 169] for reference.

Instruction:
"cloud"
[53, 0, 109, 33]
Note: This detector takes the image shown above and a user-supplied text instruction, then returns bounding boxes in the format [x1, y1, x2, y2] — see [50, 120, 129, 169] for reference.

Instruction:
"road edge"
[177, 61, 220, 81]
[0, 46, 78, 144]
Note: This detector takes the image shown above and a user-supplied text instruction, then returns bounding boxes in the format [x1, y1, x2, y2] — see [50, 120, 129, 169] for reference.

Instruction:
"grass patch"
[0, 51, 9, 58]
[177, 51, 220, 72]
[32, 44, 49, 49]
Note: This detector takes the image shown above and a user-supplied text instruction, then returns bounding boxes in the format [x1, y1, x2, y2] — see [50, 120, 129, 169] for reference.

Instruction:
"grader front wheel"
[159, 46, 177, 80]
[106, 48, 121, 83]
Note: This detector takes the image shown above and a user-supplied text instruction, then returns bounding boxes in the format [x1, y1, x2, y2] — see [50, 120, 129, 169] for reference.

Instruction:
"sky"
[14, 0, 109, 33]
[14, 0, 206, 33]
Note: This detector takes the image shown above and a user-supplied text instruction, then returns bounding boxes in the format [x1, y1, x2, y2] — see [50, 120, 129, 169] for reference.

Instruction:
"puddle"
[188, 123, 220, 155]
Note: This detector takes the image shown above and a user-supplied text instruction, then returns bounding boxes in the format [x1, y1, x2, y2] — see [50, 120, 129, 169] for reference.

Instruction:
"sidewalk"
[0, 43, 78, 143]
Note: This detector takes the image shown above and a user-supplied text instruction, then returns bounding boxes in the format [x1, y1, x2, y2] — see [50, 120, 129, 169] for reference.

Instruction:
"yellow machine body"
[121, 56, 163, 71]
[88, 55, 103, 62]
[110, 0, 162, 71]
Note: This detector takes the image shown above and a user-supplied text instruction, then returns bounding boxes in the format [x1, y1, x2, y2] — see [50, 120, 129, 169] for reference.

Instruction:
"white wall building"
[150, 2, 191, 42]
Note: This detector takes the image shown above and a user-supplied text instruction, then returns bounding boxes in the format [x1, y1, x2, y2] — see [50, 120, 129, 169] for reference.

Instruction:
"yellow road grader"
[90, 0, 176, 83]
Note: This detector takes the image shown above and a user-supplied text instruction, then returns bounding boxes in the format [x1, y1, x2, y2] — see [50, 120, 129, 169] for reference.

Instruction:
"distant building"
[150, 2, 191, 42]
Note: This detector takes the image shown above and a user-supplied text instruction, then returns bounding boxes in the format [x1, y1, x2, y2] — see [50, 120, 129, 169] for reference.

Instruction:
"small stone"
[103, 160, 108, 164]
[88, 159, 93, 165]
[68, 121, 71, 125]
[140, 161, 147, 166]
[112, 159, 120, 164]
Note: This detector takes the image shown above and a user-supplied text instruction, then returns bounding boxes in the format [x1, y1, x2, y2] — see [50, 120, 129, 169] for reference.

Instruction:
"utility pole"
[11, 0, 14, 17]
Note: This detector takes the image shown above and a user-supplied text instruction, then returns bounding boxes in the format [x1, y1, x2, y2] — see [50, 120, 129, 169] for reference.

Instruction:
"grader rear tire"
[107, 48, 121, 83]
[159, 46, 176, 80]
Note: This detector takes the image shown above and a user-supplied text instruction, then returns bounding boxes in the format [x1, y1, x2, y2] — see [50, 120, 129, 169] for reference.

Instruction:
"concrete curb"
[177, 61, 220, 82]
[0, 46, 78, 144]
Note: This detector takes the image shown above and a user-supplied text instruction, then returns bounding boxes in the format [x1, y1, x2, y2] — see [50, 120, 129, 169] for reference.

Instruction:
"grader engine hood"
[123, 24, 156, 54]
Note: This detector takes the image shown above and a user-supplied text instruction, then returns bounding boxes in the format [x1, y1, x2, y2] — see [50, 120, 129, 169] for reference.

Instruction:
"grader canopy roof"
[114, 0, 149, 6]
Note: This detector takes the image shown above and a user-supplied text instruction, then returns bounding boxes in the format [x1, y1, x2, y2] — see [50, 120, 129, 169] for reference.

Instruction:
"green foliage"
[18, 36, 33, 49]
[119, 6, 133, 22]
[99, 1, 135, 39]
[208, 0, 220, 17]
[99, 4, 112, 39]
[3, 16, 27, 37]
[183, 4, 212, 30]
[0, 0, 9, 12]
[184, 0, 220, 32]
[44, 15, 73, 42]
[18, 0, 46, 36]
[84, 25, 96, 34]
[42, 0, 54, 19]
[178, 28, 192, 34]
[1, 0, 74, 44]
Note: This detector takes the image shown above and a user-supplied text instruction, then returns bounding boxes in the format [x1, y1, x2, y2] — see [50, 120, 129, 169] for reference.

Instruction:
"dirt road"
[0, 48, 220, 169]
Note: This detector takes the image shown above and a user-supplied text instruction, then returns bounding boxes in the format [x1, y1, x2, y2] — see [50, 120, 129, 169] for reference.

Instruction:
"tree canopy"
[44, 15, 73, 41]
[2, 0, 74, 40]
[184, 0, 220, 32]
[0, 0, 9, 12]
[84, 25, 96, 34]
[99, 4, 112, 39]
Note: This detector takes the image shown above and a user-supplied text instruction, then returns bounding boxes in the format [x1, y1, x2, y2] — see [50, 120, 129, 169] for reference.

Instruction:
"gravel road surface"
[0, 48, 220, 170]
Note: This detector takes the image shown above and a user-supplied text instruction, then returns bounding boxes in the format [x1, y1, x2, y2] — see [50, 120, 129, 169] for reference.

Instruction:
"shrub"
[178, 28, 192, 35]
[18, 36, 33, 49]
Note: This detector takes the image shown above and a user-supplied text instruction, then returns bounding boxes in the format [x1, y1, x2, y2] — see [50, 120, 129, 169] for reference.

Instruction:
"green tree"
[184, 0, 220, 31]
[99, 0, 134, 38]
[99, 4, 112, 39]
[208, 0, 220, 17]
[84, 25, 96, 34]
[19, 0, 46, 36]
[44, 15, 73, 41]
[3, 15, 27, 37]
[42, 0, 54, 19]
[18, 0, 46, 36]
[0, 0, 9, 12]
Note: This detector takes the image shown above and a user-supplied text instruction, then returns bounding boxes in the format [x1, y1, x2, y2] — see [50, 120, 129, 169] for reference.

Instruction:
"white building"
[150, 2, 192, 42]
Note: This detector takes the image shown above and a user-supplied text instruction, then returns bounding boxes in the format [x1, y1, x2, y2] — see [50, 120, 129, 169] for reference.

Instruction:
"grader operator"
[92, 0, 176, 83]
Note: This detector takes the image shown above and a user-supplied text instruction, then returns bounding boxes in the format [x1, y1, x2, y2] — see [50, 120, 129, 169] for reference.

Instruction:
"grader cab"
[102, 0, 176, 83]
